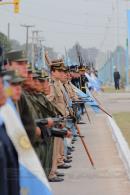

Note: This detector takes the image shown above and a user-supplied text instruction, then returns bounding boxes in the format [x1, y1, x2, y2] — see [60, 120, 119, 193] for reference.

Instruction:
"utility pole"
[64, 47, 68, 65]
[21, 24, 34, 57]
[31, 30, 43, 70]
[126, 38, 129, 86]
[38, 39, 45, 70]
[125, 0, 130, 90]
[7, 23, 10, 40]
[31, 31, 35, 70]
[116, 0, 121, 73]
[111, 53, 114, 83]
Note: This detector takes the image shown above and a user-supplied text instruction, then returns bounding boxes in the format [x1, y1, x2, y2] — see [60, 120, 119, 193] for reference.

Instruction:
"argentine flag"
[0, 102, 52, 195]
[85, 73, 101, 92]
[72, 84, 100, 113]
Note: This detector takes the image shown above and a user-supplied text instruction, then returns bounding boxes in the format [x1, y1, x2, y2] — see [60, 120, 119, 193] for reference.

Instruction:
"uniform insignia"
[19, 135, 31, 150]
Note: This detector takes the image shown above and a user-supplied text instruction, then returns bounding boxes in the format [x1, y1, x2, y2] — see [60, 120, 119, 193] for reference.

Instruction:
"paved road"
[94, 92, 130, 114]
[50, 92, 130, 195]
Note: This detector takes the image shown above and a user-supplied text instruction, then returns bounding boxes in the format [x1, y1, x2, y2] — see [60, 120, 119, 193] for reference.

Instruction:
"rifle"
[35, 116, 73, 126]
[35, 118, 68, 138]
[51, 127, 67, 138]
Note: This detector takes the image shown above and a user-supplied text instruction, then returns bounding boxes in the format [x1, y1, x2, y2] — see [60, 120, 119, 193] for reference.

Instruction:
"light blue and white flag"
[0, 102, 52, 195]
[85, 73, 101, 92]
[72, 84, 100, 113]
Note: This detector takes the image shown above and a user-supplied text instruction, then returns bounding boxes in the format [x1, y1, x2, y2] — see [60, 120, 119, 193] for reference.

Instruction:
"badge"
[19, 135, 31, 150]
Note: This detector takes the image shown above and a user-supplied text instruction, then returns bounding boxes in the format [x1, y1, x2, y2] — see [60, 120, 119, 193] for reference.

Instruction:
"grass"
[113, 112, 130, 147]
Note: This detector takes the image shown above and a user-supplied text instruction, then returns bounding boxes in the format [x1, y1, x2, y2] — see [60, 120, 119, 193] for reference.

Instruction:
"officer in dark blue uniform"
[79, 67, 88, 114]
[0, 124, 20, 195]
[70, 66, 80, 89]
[0, 68, 20, 195]
[0, 140, 8, 195]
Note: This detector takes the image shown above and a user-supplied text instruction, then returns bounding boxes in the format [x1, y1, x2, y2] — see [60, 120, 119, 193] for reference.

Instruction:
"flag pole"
[84, 105, 91, 123]
[126, 10, 129, 87]
[92, 93, 112, 118]
[75, 124, 95, 167]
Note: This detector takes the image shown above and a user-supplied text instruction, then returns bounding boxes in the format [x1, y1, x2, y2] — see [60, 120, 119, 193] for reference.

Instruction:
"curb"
[107, 116, 130, 179]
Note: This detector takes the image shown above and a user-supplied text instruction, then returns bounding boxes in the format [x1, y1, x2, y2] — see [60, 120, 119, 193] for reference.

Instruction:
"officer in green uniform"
[5, 51, 48, 175]
[5, 50, 36, 144]
[23, 69, 64, 180]
[23, 72, 53, 176]
[5, 50, 65, 181]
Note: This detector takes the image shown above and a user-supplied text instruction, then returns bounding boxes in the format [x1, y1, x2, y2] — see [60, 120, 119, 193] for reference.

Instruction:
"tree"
[0, 32, 11, 52]
[10, 39, 21, 50]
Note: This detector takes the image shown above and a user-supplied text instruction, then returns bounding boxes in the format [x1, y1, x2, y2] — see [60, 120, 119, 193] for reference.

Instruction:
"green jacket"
[18, 90, 36, 144]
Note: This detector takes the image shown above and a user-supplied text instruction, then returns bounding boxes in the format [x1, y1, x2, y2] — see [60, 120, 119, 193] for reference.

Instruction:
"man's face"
[75, 73, 80, 78]
[41, 80, 50, 95]
[0, 77, 6, 106]
[24, 73, 33, 87]
[80, 71, 85, 76]
[10, 61, 28, 78]
[51, 69, 61, 79]
[72, 73, 77, 78]
[70, 72, 74, 79]
[59, 71, 67, 83]
[11, 84, 22, 102]
[41, 79, 49, 89]
[33, 79, 42, 91]
[67, 73, 72, 80]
